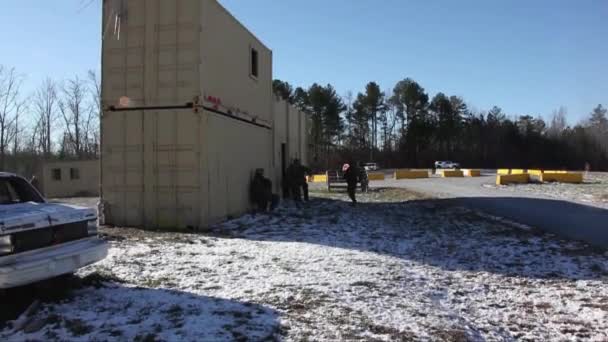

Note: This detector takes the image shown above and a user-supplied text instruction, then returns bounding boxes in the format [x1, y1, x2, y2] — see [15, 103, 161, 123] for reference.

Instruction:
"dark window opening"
[0, 177, 44, 205]
[9, 221, 88, 255]
[250, 48, 259, 78]
[52, 169, 62, 181]
[70, 168, 80, 180]
[281, 143, 288, 198]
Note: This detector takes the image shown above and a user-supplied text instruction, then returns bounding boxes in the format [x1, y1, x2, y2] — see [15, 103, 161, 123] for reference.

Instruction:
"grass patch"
[80, 271, 124, 288]
[134, 333, 159, 342]
[432, 328, 469, 342]
[164, 304, 184, 325]
[45, 314, 62, 328]
[64, 318, 93, 337]
[141, 276, 175, 288]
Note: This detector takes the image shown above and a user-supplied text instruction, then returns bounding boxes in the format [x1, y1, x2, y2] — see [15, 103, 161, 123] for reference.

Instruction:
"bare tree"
[548, 106, 568, 138]
[88, 70, 102, 116]
[12, 103, 28, 155]
[58, 73, 101, 159]
[25, 121, 40, 153]
[33, 78, 58, 156]
[81, 105, 99, 157]
[86, 70, 101, 156]
[59, 76, 89, 158]
[0, 66, 25, 169]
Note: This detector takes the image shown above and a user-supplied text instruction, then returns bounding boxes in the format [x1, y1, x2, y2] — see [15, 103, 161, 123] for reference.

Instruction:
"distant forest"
[273, 79, 608, 171]
[3, 61, 605, 176]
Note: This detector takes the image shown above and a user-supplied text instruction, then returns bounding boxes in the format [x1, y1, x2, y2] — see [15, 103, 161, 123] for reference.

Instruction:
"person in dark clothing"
[285, 162, 299, 201]
[292, 159, 310, 202]
[343, 163, 359, 205]
[287, 159, 310, 202]
[250, 169, 278, 214]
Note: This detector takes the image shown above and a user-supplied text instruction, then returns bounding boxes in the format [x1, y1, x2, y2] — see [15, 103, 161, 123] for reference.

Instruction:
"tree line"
[0, 65, 100, 176]
[273, 79, 608, 171]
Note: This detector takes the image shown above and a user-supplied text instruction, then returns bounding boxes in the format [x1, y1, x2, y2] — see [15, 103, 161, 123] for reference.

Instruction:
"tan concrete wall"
[101, 0, 277, 229]
[273, 99, 288, 194]
[200, 0, 273, 124]
[42, 160, 99, 198]
[102, 0, 202, 108]
[102, 0, 205, 228]
[273, 98, 309, 195]
[200, 0, 274, 225]
[299, 110, 309, 166]
[205, 114, 273, 224]
[287, 106, 299, 162]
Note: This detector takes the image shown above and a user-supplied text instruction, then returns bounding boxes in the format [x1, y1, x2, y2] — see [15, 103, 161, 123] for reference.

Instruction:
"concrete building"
[40, 160, 100, 198]
[101, 0, 306, 229]
[273, 97, 309, 194]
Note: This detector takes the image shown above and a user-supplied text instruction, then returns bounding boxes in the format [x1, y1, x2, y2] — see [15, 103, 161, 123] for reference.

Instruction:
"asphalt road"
[382, 174, 608, 249]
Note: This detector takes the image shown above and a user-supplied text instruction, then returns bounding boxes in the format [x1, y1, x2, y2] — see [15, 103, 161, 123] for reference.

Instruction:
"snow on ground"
[485, 172, 608, 207]
[2, 188, 608, 341]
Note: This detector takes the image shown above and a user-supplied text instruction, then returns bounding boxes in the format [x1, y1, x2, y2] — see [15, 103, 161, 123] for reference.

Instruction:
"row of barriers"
[496, 169, 584, 185]
[309, 168, 585, 185]
[308, 169, 484, 182]
[497, 169, 570, 176]
[307, 172, 386, 183]
[398, 169, 482, 179]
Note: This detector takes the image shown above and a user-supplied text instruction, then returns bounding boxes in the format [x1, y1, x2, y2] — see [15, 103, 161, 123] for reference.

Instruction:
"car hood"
[0, 202, 96, 235]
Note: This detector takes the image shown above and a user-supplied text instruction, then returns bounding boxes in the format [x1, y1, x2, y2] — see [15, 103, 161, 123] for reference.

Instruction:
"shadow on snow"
[1, 274, 280, 341]
[217, 192, 608, 281]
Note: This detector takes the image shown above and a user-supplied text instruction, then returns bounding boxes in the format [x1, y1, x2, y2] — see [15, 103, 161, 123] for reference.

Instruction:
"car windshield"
[0, 177, 44, 205]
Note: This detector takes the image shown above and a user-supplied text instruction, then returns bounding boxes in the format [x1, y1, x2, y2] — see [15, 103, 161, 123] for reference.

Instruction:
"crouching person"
[250, 168, 279, 214]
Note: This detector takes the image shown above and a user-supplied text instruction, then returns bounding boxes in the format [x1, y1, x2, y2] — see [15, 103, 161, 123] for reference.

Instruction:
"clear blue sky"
[1, 1, 606, 124]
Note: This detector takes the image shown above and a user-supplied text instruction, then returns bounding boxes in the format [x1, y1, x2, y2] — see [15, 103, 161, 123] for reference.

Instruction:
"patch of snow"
[4, 284, 277, 342]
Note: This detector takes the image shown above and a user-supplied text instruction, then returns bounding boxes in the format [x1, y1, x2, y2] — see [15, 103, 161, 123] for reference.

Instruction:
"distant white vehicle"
[0, 172, 108, 289]
[434, 161, 460, 169]
[363, 163, 379, 171]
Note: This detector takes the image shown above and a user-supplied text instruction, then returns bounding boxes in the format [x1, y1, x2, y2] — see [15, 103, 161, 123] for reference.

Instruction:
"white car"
[0, 173, 108, 289]
[363, 163, 379, 171]
[434, 161, 460, 169]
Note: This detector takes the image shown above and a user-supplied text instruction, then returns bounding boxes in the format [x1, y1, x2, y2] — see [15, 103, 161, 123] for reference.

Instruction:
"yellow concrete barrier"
[496, 173, 530, 185]
[367, 172, 385, 181]
[510, 169, 526, 175]
[497, 169, 510, 175]
[462, 169, 481, 177]
[440, 170, 464, 177]
[308, 174, 327, 183]
[545, 170, 568, 174]
[395, 170, 429, 179]
[528, 170, 543, 176]
[540, 172, 583, 184]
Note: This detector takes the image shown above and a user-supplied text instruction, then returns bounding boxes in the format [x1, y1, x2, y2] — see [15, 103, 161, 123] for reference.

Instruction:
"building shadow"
[213, 194, 608, 281]
[451, 196, 608, 248]
[1, 274, 280, 341]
